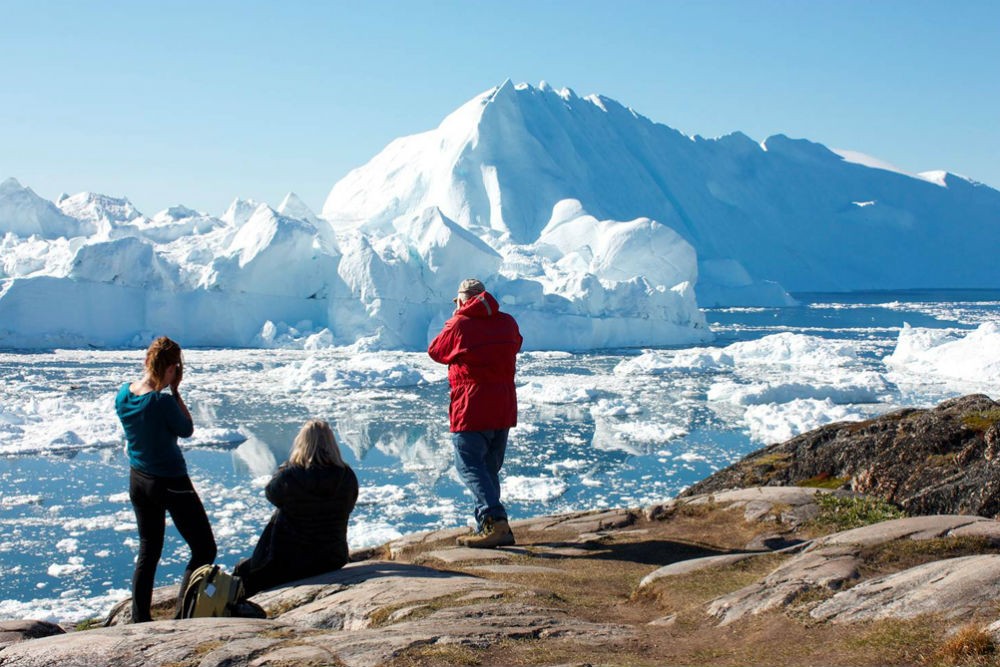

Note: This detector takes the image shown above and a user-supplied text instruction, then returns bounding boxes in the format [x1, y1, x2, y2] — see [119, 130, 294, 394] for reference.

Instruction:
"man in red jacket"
[428, 278, 523, 548]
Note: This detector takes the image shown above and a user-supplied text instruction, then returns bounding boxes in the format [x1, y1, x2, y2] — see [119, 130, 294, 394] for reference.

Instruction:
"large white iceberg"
[2, 80, 999, 351]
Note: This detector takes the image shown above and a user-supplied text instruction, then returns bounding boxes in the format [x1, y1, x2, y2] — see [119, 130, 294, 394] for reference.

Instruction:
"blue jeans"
[452, 429, 509, 527]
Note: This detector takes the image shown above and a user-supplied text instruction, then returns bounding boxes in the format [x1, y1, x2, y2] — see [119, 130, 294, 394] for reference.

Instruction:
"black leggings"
[129, 468, 216, 622]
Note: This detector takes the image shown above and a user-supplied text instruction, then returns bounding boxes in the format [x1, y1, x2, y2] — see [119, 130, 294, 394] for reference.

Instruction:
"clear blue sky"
[1, 0, 997, 216]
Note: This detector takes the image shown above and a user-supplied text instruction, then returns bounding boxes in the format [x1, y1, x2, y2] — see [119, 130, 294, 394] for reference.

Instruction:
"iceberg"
[2, 80, 999, 351]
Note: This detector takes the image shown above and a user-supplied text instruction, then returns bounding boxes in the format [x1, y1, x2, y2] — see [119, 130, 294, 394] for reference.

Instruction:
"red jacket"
[428, 291, 522, 432]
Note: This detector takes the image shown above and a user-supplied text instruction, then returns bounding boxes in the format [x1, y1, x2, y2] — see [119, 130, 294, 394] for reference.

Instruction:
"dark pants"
[129, 468, 216, 622]
[452, 429, 509, 528]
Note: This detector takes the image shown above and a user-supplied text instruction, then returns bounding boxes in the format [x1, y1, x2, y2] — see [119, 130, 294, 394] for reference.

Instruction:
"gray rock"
[638, 553, 758, 590]
[707, 546, 861, 626]
[810, 555, 1000, 623]
[310, 602, 634, 667]
[104, 585, 179, 626]
[385, 526, 470, 558]
[681, 486, 827, 528]
[255, 560, 510, 630]
[421, 546, 516, 563]
[0, 608, 629, 667]
[948, 519, 1000, 544]
[549, 509, 636, 534]
[0, 621, 64, 650]
[0, 618, 282, 667]
[526, 544, 596, 558]
[644, 500, 677, 521]
[684, 486, 823, 508]
[813, 515, 987, 548]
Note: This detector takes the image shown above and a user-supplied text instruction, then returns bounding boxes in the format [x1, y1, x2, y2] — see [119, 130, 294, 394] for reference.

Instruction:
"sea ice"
[744, 398, 865, 444]
[884, 322, 1000, 393]
[503, 475, 569, 502]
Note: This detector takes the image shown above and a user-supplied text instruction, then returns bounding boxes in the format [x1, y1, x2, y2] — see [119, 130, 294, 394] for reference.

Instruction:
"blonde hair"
[145, 336, 183, 390]
[289, 419, 346, 469]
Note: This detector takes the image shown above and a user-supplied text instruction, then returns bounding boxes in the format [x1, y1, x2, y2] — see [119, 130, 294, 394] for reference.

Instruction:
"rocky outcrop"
[0, 560, 634, 667]
[810, 555, 1000, 623]
[682, 394, 1000, 517]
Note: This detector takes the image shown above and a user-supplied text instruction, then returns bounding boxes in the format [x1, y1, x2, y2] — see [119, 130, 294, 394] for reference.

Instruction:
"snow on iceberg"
[0, 178, 94, 240]
[884, 322, 1000, 392]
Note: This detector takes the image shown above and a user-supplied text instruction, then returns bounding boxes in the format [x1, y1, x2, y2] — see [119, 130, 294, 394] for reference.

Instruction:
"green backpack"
[179, 564, 265, 619]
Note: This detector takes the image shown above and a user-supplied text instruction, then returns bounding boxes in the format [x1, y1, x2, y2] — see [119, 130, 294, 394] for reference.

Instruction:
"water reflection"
[232, 432, 278, 478]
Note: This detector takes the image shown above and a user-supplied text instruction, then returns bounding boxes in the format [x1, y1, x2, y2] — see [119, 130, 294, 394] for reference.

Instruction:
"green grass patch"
[73, 617, 102, 631]
[797, 473, 851, 489]
[751, 451, 792, 468]
[809, 493, 906, 533]
[963, 409, 1000, 433]
[859, 536, 999, 577]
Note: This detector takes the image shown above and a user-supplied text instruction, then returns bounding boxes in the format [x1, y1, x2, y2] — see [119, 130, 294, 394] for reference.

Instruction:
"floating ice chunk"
[725, 332, 858, 367]
[1, 494, 43, 508]
[518, 380, 600, 404]
[279, 353, 430, 392]
[503, 475, 568, 502]
[356, 485, 407, 506]
[589, 397, 642, 417]
[884, 322, 1000, 390]
[744, 398, 865, 444]
[708, 373, 889, 406]
[0, 588, 129, 624]
[186, 427, 247, 449]
[56, 538, 79, 554]
[592, 415, 688, 455]
[614, 348, 733, 375]
[47, 557, 85, 577]
[349, 520, 404, 550]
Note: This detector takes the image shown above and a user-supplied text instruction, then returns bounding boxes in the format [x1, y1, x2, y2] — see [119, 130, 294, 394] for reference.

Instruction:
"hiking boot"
[456, 517, 515, 549]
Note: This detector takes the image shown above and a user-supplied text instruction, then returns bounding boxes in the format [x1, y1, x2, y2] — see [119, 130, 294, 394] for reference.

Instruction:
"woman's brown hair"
[289, 419, 347, 469]
[144, 336, 183, 390]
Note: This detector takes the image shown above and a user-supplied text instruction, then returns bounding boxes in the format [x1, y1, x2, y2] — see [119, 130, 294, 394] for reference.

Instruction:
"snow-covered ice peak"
[0, 177, 94, 240]
[221, 197, 261, 227]
[153, 205, 201, 222]
[1, 176, 25, 195]
[832, 148, 911, 176]
[278, 192, 320, 224]
[57, 191, 143, 228]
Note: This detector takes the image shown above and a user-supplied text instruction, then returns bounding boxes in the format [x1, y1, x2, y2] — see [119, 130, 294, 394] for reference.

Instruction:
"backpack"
[179, 564, 266, 619]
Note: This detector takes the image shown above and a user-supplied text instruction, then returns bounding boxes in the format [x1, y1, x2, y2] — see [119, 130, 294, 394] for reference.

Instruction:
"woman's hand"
[170, 363, 183, 393]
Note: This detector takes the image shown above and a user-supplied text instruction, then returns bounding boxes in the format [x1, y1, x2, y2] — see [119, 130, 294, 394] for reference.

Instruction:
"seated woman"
[235, 419, 359, 597]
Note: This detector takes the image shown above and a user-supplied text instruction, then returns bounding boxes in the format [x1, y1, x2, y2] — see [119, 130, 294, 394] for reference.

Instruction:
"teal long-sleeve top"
[115, 382, 191, 477]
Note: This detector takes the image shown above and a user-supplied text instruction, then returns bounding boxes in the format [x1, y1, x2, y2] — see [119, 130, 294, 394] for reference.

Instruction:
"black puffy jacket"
[262, 463, 359, 569]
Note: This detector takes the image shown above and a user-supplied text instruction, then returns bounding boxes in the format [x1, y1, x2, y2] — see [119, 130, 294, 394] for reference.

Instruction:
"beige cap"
[457, 278, 485, 297]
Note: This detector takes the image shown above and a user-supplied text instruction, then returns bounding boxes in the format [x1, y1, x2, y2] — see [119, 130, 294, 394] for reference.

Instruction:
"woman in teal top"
[115, 336, 216, 622]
